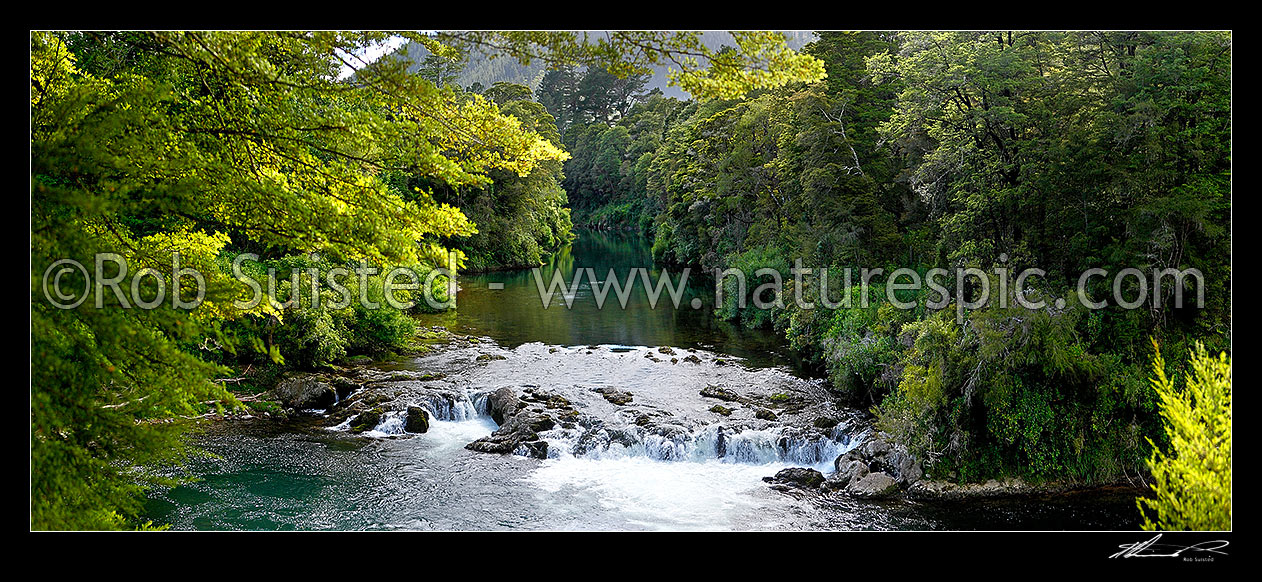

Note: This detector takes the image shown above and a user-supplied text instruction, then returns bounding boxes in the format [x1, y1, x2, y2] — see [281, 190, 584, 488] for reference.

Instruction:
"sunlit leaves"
[1139, 341, 1231, 530]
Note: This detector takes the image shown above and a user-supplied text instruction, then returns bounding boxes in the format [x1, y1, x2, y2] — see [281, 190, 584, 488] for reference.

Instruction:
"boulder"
[329, 377, 360, 401]
[861, 437, 892, 459]
[763, 467, 826, 489]
[487, 387, 521, 425]
[834, 449, 864, 472]
[272, 374, 337, 410]
[825, 459, 870, 491]
[350, 408, 383, 433]
[755, 409, 778, 421]
[883, 449, 924, 485]
[465, 404, 555, 457]
[846, 472, 900, 499]
[813, 417, 839, 430]
[405, 406, 430, 433]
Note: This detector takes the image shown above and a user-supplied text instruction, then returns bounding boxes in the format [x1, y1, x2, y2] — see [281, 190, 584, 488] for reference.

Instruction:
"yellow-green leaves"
[1139, 340, 1232, 530]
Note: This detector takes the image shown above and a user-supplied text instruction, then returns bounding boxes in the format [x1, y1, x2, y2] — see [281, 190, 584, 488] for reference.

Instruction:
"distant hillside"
[394, 31, 817, 99]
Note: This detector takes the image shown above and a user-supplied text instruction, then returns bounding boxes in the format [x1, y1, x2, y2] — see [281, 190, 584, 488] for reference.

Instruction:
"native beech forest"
[30, 31, 1230, 531]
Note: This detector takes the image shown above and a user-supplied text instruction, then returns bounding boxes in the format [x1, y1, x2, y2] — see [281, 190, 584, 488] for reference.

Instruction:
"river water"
[143, 231, 1145, 531]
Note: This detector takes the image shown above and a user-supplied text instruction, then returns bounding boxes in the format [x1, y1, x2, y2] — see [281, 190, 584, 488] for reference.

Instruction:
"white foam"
[527, 456, 794, 531]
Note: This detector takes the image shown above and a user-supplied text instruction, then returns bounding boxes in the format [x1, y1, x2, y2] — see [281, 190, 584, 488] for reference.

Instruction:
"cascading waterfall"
[329, 387, 495, 435]
[538, 422, 861, 471]
[330, 385, 861, 474]
[365, 410, 407, 436]
[415, 389, 486, 422]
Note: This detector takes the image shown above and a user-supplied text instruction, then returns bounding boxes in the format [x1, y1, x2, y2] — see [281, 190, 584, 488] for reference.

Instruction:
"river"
[142, 231, 1145, 531]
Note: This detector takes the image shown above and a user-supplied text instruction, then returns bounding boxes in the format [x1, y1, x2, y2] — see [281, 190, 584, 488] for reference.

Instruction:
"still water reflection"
[420, 230, 801, 369]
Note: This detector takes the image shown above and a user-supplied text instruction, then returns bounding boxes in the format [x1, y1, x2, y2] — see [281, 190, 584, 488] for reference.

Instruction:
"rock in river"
[271, 374, 337, 410]
[405, 406, 430, 433]
[593, 386, 634, 405]
[763, 467, 826, 489]
[846, 472, 900, 499]
[487, 387, 522, 425]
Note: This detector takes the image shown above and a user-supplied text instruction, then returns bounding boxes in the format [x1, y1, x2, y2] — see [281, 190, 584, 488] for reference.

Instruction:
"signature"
[1110, 534, 1230, 559]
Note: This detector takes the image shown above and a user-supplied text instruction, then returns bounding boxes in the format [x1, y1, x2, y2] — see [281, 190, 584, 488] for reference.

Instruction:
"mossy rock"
[350, 407, 384, 433]
[755, 409, 778, 421]
[593, 387, 634, 405]
[709, 405, 733, 416]
[405, 406, 430, 433]
[545, 395, 571, 408]
[700, 386, 741, 402]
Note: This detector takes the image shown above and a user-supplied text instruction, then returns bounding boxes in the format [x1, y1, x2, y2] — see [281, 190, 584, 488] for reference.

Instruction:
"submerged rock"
[700, 386, 742, 402]
[593, 386, 634, 405]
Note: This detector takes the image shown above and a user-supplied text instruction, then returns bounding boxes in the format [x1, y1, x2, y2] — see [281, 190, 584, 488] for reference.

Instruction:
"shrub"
[1138, 341, 1231, 531]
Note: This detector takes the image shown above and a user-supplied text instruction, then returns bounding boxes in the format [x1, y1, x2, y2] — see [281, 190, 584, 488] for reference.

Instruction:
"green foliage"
[231, 254, 436, 370]
[872, 291, 1157, 482]
[29, 30, 558, 529]
[1138, 341, 1231, 531]
[716, 245, 790, 329]
[434, 83, 575, 270]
